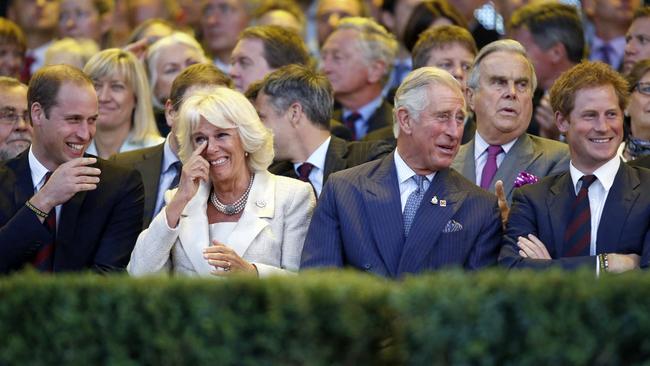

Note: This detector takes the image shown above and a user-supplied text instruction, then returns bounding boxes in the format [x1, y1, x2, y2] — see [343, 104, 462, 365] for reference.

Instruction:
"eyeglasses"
[0, 108, 29, 126]
[634, 82, 650, 96]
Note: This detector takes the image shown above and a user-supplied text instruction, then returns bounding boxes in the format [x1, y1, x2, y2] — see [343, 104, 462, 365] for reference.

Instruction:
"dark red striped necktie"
[563, 175, 597, 257]
[344, 112, 362, 141]
[32, 172, 55, 271]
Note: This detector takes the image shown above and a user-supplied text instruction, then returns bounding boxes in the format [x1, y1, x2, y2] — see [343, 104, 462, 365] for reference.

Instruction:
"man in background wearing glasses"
[0, 77, 31, 161]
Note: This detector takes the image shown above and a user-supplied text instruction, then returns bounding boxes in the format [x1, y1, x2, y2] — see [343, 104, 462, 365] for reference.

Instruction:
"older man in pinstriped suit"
[300, 67, 502, 278]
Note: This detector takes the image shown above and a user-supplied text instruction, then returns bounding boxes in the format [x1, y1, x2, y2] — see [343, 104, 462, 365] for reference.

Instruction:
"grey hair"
[257, 64, 333, 130]
[467, 39, 537, 92]
[145, 31, 208, 109]
[176, 87, 273, 172]
[334, 17, 398, 82]
[393, 66, 465, 138]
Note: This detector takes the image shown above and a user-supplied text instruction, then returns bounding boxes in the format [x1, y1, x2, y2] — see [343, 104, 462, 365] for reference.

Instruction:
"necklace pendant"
[224, 205, 236, 215]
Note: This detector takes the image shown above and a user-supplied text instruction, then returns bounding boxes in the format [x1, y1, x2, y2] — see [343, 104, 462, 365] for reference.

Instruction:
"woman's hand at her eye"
[165, 142, 209, 228]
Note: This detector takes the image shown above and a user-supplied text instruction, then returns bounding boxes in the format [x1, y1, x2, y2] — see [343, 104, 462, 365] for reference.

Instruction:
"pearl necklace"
[210, 175, 255, 215]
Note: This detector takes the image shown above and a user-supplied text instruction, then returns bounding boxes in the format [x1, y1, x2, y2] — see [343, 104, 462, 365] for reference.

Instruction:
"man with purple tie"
[451, 39, 569, 203]
[499, 61, 650, 273]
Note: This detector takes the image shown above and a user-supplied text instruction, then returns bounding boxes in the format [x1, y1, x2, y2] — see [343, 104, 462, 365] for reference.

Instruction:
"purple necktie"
[297, 162, 314, 183]
[344, 112, 362, 141]
[480, 145, 503, 190]
[600, 44, 612, 67]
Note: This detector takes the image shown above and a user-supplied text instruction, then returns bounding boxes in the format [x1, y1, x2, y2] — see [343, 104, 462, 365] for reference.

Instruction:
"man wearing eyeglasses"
[0, 77, 31, 161]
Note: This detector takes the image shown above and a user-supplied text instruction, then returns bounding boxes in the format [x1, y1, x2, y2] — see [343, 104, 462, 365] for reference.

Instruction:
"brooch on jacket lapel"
[431, 196, 446, 207]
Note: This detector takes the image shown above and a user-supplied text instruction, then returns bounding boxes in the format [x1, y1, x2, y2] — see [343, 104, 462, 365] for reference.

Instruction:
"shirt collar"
[568, 156, 620, 193]
[162, 136, 180, 173]
[343, 94, 384, 122]
[28, 146, 51, 190]
[473, 132, 518, 159]
[394, 148, 436, 184]
[293, 136, 331, 172]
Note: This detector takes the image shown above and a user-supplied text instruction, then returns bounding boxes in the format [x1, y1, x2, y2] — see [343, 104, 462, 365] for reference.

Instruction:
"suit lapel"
[452, 139, 476, 183]
[367, 101, 392, 133]
[494, 134, 540, 200]
[323, 136, 347, 183]
[397, 169, 466, 274]
[225, 171, 273, 257]
[361, 154, 403, 277]
[13, 152, 34, 208]
[596, 163, 639, 254]
[546, 173, 574, 255]
[177, 181, 213, 274]
[136, 145, 164, 224]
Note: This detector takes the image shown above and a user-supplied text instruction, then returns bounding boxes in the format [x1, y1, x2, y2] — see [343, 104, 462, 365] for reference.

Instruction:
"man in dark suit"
[247, 65, 393, 197]
[111, 63, 232, 229]
[499, 61, 650, 273]
[452, 40, 570, 203]
[300, 67, 502, 277]
[321, 17, 397, 141]
[0, 65, 144, 274]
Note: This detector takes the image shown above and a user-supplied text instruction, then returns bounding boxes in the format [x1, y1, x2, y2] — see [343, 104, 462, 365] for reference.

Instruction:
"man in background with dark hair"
[248, 64, 392, 197]
[230, 24, 311, 93]
[509, 2, 586, 140]
[0, 64, 144, 273]
[0, 77, 31, 161]
[112, 63, 232, 229]
[622, 6, 650, 75]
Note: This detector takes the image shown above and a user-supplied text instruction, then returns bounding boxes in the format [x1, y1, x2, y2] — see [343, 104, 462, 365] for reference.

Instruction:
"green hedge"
[1, 269, 649, 365]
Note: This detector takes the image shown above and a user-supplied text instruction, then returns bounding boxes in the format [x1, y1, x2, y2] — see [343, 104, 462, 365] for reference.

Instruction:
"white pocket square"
[443, 219, 463, 233]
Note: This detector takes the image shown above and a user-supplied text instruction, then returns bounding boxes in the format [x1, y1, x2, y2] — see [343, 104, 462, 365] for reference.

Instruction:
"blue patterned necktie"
[403, 175, 427, 237]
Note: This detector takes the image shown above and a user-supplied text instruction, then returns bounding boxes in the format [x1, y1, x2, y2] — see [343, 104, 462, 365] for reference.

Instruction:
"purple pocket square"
[513, 171, 540, 188]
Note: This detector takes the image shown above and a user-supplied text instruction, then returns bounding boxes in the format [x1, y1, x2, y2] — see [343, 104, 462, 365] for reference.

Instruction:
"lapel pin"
[431, 196, 439, 205]
[440, 200, 447, 207]
[255, 200, 266, 208]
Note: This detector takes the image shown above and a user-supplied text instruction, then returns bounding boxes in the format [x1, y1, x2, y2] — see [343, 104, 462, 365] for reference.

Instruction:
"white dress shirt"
[394, 149, 435, 212]
[293, 137, 330, 197]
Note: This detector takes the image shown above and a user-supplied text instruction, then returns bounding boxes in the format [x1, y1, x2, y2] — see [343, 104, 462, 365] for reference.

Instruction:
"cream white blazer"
[127, 170, 316, 277]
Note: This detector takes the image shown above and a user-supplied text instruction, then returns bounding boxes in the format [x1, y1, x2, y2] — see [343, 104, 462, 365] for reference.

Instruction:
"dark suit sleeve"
[0, 206, 53, 273]
[300, 176, 344, 269]
[498, 188, 596, 270]
[92, 168, 144, 273]
[466, 199, 502, 269]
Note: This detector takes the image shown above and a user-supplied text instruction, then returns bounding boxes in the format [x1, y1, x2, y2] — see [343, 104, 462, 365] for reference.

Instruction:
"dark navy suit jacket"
[300, 153, 502, 277]
[499, 162, 650, 270]
[0, 151, 144, 274]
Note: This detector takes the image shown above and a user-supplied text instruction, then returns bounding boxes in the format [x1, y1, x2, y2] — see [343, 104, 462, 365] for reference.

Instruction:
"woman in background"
[83, 48, 163, 158]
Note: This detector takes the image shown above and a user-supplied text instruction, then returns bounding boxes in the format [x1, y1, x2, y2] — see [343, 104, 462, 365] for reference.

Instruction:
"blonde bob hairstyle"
[176, 87, 274, 172]
[83, 48, 160, 143]
[145, 31, 208, 109]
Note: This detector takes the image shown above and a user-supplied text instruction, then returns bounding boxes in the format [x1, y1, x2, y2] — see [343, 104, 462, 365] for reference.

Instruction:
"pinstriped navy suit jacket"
[300, 153, 503, 278]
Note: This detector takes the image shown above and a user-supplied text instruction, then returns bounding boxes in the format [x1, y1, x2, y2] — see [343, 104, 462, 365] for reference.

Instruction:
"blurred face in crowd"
[10, 0, 59, 34]
[392, 0, 425, 40]
[230, 38, 273, 92]
[557, 84, 624, 174]
[0, 43, 23, 79]
[94, 73, 136, 131]
[316, 0, 362, 47]
[58, 0, 108, 43]
[0, 85, 31, 161]
[321, 29, 375, 100]
[254, 92, 294, 161]
[623, 16, 650, 75]
[469, 51, 534, 144]
[201, 0, 250, 59]
[627, 70, 650, 139]
[257, 10, 303, 34]
[31, 82, 98, 171]
[424, 42, 475, 90]
[511, 26, 555, 90]
[398, 83, 465, 175]
[153, 43, 205, 103]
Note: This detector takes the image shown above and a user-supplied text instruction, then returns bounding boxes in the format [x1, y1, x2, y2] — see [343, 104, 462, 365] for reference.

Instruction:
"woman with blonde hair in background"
[83, 48, 163, 158]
